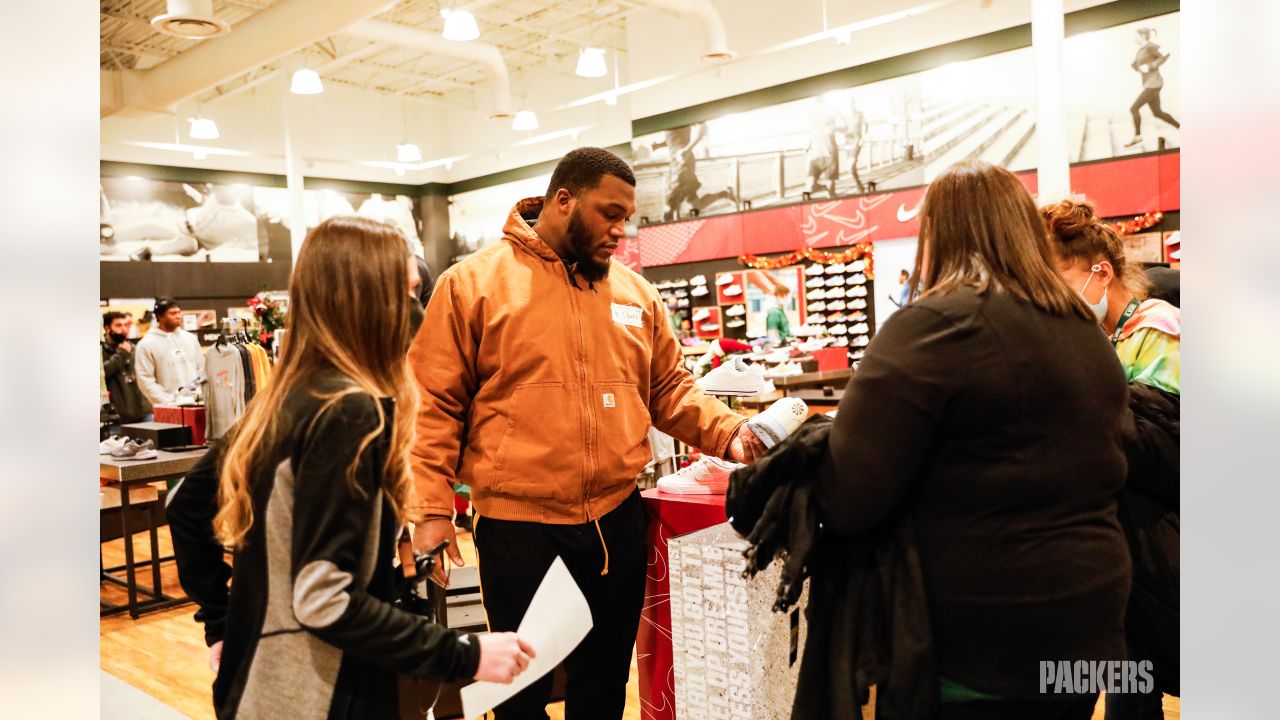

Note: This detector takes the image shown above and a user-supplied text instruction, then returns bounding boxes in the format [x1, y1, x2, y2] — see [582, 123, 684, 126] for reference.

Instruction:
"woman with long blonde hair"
[167, 216, 532, 720]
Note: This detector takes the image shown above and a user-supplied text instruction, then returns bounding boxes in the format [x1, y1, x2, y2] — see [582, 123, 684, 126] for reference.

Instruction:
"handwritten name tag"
[611, 303, 644, 329]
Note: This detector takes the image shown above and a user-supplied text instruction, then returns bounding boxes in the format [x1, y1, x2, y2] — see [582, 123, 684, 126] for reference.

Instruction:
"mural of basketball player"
[1126, 26, 1179, 147]
[805, 100, 840, 199]
[660, 122, 736, 221]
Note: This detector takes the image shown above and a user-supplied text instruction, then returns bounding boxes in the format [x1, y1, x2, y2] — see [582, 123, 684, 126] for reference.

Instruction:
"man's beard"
[566, 209, 611, 283]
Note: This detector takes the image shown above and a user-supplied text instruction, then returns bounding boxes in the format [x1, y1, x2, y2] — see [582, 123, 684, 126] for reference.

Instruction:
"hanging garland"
[739, 243, 875, 279]
[1111, 211, 1163, 236]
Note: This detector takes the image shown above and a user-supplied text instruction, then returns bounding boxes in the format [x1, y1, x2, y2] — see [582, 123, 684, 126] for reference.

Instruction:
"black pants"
[1131, 87, 1180, 134]
[474, 490, 648, 720]
[937, 693, 1098, 720]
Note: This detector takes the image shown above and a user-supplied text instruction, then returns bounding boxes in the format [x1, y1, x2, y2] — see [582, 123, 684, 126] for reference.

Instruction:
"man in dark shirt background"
[102, 311, 151, 423]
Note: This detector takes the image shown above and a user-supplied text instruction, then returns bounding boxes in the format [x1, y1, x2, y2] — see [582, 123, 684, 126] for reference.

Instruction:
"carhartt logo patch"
[602, 393, 616, 408]
[611, 303, 643, 328]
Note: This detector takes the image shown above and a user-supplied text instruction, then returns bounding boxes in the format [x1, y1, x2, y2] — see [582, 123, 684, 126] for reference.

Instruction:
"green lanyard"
[1111, 299, 1141, 346]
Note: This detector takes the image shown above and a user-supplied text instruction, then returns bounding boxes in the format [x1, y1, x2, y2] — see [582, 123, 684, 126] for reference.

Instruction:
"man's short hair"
[545, 147, 636, 200]
[154, 297, 180, 316]
[103, 311, 126, 329]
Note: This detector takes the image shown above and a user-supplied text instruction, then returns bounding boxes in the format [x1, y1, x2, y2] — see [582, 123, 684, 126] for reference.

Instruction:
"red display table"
[637, 489, 729, 720]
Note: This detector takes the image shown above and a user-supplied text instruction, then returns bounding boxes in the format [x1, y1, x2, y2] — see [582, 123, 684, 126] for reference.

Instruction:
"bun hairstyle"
[1040, 198, 1151, 299]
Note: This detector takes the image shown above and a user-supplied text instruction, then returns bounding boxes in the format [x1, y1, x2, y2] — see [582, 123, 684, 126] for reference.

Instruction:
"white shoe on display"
[806, 277, 825, 289]
[791, 324, 820, 337]
[677, 299, 690, 308]
[657, 456, 744, 495]
[824, 263, 846, 275]
[849, 286, 867, 297]
[826, 288, 846, 299]
[850, 299, 867, 309]
[826, 300, 847, 311]
[804, 264, 825, 276]
[724, 284, 743, 297]
[806, 289, 826, 301]
[693, 308, 712, 322]
[690, 275, 707, 286]
[696, 357, 765, 396]
[807, 301, 826, 312]
[826, 313, 846, 324]
[746, 397, 810, 449]
[100, 436, 128, 455]
[764, 361, 804, 378]
[716, 274, 734, 286]
[691, 285, 709, 297]
[847, 273, 866, 284]
[852, 336, 869, 347]
[764, 349, 791, 363]
[726, 305, 746, 317]
[700, 323, 720, 332]
[823, 276, 843, 287]
[830, 323, 849, 335]
[851, 322, 869, 334]
[834, 337, 849, 347]
[726, 319, 745, 328]
[849, 260, 866, 272]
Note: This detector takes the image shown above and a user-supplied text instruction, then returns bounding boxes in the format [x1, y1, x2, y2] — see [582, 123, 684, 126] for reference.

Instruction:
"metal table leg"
[118, 482, 139, 619]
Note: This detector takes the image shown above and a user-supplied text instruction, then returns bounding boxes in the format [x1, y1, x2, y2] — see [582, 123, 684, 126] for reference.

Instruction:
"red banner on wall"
[637, 151, 1180, 267]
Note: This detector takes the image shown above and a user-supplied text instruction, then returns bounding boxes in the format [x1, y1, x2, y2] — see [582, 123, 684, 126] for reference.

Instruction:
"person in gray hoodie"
[135, 297, 203, 406]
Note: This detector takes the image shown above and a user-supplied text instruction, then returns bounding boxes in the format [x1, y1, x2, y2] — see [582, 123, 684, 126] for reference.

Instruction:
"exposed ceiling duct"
[637, 0, 735, 61]
[343, 19, 514, 119]
[101, 0, 397, 117]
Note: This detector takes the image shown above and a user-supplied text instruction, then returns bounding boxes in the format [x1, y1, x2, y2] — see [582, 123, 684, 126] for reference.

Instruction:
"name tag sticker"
[611, 303, 644, 329]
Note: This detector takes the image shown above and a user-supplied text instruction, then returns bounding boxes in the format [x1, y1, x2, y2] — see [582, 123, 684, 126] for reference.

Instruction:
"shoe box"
[152, 404, 207, 446]
[121, 421, 193, 450]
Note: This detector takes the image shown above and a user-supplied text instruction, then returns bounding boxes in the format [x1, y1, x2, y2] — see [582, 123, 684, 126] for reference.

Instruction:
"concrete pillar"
[1032, 0, 1070, 204]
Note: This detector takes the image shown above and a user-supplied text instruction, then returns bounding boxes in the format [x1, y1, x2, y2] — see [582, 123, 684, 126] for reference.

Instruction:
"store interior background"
[99, 0, 1180, 717]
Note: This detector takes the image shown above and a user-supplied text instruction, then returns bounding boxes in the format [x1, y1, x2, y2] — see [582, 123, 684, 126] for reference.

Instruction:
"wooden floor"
[101, 527, 1176, 720]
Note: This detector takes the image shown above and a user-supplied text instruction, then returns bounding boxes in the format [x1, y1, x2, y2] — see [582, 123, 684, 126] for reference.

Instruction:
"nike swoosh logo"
[897, 203, 920, 223]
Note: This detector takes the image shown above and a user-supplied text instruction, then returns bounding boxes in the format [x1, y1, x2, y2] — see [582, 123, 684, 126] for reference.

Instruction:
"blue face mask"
[1078, 264, 1109, 323]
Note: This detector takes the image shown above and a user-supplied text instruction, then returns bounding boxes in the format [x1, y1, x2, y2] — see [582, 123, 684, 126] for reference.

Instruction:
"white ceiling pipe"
[344, 19, 513, 119]
[102, 0, 397, 117]
[637, 0, 735, 61]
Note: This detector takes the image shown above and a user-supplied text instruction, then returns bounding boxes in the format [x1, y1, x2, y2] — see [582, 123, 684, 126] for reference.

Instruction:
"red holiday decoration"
[738, 243, 875, 280]
[1111, 211, 1163, 236]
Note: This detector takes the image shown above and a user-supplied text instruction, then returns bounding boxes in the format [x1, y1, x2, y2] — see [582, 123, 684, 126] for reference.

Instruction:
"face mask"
[1078, 264, 1109, 322]
[109, 332, 127, 344]
[407, 296, 425, 345]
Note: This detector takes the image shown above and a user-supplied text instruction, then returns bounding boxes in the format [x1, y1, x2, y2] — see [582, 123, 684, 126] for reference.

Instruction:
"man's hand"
[727, 424, 767, 464]
[118, 341, 134, 353]
[209, 640, 223, 673]
[474, 632, 536, 684]
[412, 517, 464, 588]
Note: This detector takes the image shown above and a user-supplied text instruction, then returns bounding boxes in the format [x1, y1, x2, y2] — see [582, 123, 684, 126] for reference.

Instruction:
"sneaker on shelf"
[696, 357, 765, 396]
[756, 379, 777, 395]
[655, 280, 671, 290]
[827, 312, 847, 323]
[764, 361, 804, 378]
[804, 264, 825, 276]
[726, 304, 746, 317]
[848, 310, 867, 320]
[675, 289, 689, 298]
[691, 285, 709, 297]
[823, 275, 844, 287]
[830, 323, 849, 335]
[852, 336, 870, 347]
[726, 319, 745, 329]
[764, 349, 791, 363]
[791, 324, 820, 337]
[700, 322, 720, 332]
[111, 439, 158, 461]
[656, 456, 744, 495]
[847, 273, 867, 284]
[677, 299, 690, 308]
[100, 436, 128, 455]
[851, 322, 870, 334]
[834, 337, 849, 347]
[693, 308, 712, 322]
[806, 277, 825, 289]
[795, 337, 834, 352]
[826, 300, 847, 311]
[807, 301, 827, 312]
[724, 284, 743, 297]
[806, 289, 826, 301]
[746, 397, 810, 449]
[849, 350, 865, 361]
[850, 298, 867, 309]
[690, 274, 707, 286]
[824, 263, 847, 275]
[826, 288, 847, 299]
[1168, 247, 1180, 260]
[849, 260, 865, 272]
[672, 280, 689, 288]
[716, 274, 735, 286]
[849, 286, 867, 297]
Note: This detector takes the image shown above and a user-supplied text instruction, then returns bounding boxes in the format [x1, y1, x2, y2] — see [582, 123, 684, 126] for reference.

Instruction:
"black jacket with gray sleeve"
[166, 372, 480, 719]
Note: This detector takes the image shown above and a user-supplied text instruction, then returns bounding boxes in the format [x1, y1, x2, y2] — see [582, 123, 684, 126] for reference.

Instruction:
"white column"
[1032, 0, 1070, 204]
[282, 71, 307, 264]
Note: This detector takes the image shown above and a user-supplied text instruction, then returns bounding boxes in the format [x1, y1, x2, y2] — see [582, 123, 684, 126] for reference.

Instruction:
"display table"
[638, 489, 729, 720]
[100, 448, 206, 618]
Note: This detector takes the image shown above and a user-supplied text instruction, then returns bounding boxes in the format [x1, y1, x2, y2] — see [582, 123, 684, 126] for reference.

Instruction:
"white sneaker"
[746, 397, 809, 449]
[849, 260, 866, 272]
[99, 435, 128, 455]
[849, 350, 865, 361]
[726, 305, 746, 317]
[848, 311, 866, 321]
[852, 336, 869, 347]
[726, 319, 745, 328]
[690, 274, 707, 286]
[834, 337, 849, 347]
[804, 264, 825, 276]
[850, 299, 867, 309]
[806, 277, 825, 288]
[824, 263, 847, 275]
[826, 300, 847, 311]
[826, 288, 846, 299]
[657, 456, 743, 495]
[849, 286, 867, 297]
[696, 357, 765, 396]
[724, 284, 743, 297]
[791, 324, 820, 337]
[830, 323, 849, 335]
[807, 301, 826, 312]
[672, 280, 689, 288]
[795, 337, 834, 352]
[700, 322, 720, 332]
[807, 289, 826, 301]
[693, 308, 712, 322]
[825, 313, 846, 324]
[691, 285, 709, 297]
[716, 274, 734, 286]
[851, 322, 869, 334]
[847, 273, 866, 284]
[764, 361, 804, 378]
[824, 276, 844, 287]
[677, 299, 690, 308]
[764, 349, 791, 363]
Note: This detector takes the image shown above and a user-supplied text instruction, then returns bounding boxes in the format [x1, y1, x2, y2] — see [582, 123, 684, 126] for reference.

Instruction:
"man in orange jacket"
[409, 147, 763, 718]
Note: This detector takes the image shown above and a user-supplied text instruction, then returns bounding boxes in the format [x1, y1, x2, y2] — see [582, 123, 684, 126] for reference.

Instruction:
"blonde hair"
[214, 216, 419, 549]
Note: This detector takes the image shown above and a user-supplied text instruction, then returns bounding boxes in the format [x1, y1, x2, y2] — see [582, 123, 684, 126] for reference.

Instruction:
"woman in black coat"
[817, 160, 1131, 719]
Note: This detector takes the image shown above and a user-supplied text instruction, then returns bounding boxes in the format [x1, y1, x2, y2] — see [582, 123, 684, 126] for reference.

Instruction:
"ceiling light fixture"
[396, 143, 423, 163]
[441, 7, 480, 42]
[575, 47, 608, 78]
[188, 116, 220, 140]
[512, 110, 539, 131]
[290, 68, 324, 95]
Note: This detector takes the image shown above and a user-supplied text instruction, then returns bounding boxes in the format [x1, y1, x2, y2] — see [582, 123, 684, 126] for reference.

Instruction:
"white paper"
[460, 557, 593, 720]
